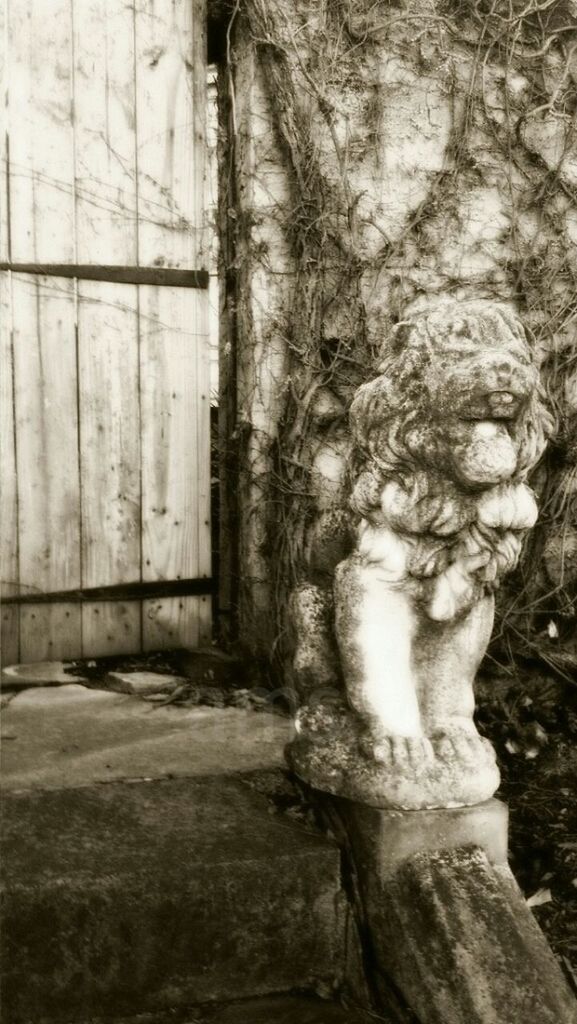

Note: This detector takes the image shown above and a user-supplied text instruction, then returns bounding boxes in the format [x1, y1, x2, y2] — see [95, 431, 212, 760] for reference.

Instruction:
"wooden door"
[1, 0, 212, 663]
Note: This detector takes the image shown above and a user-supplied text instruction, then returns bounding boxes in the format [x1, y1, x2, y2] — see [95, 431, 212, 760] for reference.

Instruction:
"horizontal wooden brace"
[2, 578, 215, 605]
[0, 263, 209, 289]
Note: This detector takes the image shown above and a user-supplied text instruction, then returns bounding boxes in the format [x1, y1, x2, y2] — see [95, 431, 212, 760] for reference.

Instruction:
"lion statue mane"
[347, 300, 554, 620]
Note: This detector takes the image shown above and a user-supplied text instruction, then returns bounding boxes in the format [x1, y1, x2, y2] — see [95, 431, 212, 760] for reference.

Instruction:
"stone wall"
[219, 0, 577, 669]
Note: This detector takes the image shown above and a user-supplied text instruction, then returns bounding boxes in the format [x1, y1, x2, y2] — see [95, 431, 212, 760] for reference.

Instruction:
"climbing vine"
[223, 0, 577, 676]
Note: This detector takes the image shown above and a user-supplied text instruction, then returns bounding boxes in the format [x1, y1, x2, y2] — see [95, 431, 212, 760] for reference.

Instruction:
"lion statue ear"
[376, 317, 433, 370]
[378, 320, 415, 364]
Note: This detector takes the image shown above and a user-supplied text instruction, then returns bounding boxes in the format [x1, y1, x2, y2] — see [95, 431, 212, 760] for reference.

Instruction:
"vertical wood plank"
[6, 0, 75, 262]
[134, 0, 206, 268]
[196, 280, 212, 647]
[142, 596, 198, 651]
[19, 602, 81, 662]
[197, 593, 212, 648]
[135, 0, 211, 650]
[0, 606, 20, 667]
[72, 0, 141, 656]
[72, 0, 138, 264]
[77, 280, 141, 656]
[1, 0, 9, 262]
[140, 286, 210, 649]
[12, 273, 81, 660]
[0, 272, 19, 665]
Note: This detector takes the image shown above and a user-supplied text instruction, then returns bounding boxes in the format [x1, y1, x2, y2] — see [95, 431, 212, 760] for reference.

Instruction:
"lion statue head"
[350, 301, 553, 492]
[347, 301, 555, 619]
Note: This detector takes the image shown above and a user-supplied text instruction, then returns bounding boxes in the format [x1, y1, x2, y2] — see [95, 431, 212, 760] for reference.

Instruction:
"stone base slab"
[335, 796, 509, 875]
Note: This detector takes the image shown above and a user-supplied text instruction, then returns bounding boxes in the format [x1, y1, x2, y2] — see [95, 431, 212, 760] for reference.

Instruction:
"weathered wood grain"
[11, 274, 81, 660]
[5, 5, 81, 660]
[140, 286, 210, 649]
[134, 0, 206, 268]
[72, 0, 140, 656]
[1, 608, 20, 667]
[6, 0, 75, 262]
[0, 272, 19, 664]
[0, 0, 9, 263]
[73, 0, 138, 264]
[196, 281, 212, 647]
[78, 280, 142, 655]
[135, 1, 210, 650]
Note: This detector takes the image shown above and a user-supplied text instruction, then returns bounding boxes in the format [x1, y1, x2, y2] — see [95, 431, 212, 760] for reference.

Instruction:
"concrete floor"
[1, 683, 294, 791]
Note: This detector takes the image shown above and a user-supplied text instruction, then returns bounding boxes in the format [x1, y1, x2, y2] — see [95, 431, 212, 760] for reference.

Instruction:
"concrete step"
[0, 686, 346, 1023]
[1, 776, 345, 1023]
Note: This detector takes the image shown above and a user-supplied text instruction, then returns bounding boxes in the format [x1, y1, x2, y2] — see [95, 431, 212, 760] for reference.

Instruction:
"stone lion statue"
[287, 300, 554, 809]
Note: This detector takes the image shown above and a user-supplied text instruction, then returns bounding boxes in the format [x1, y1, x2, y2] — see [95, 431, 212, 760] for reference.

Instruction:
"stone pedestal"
[325, 797, 577, 1024]
[337, 797, 509, 877]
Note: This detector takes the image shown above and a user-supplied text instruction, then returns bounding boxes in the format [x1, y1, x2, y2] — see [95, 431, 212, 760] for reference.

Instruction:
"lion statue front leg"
[335, 555, 422, 741]
[333, 526, 433, 769]
[334, 553, 496, 767]
[414, 593, 495, 752]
